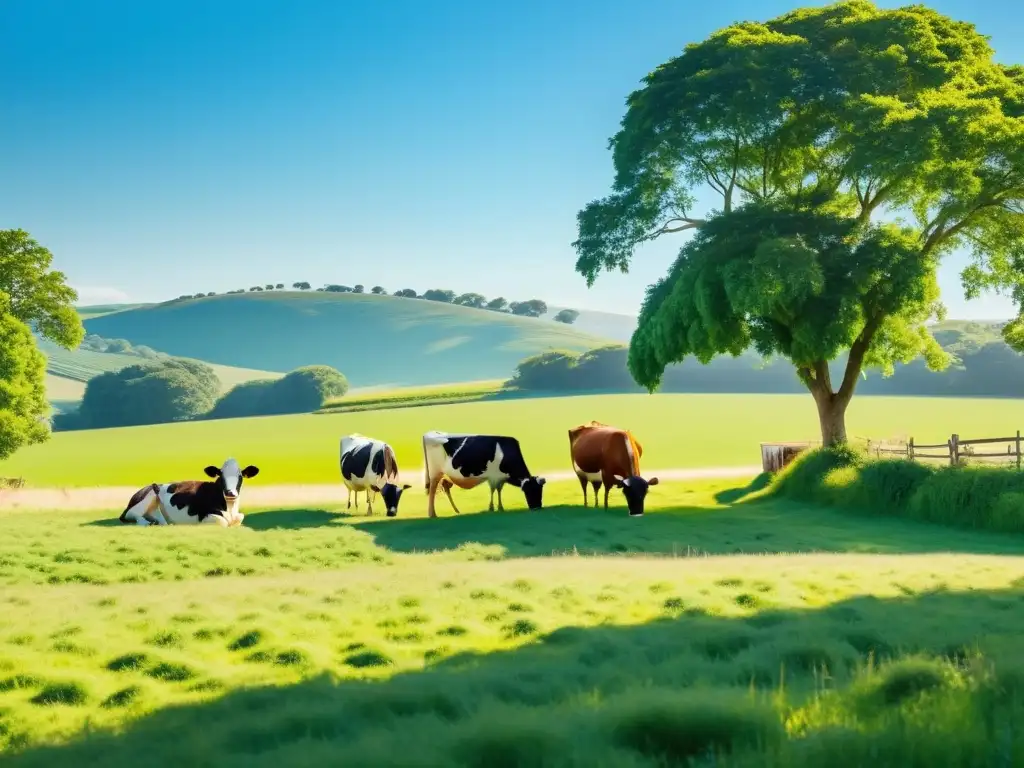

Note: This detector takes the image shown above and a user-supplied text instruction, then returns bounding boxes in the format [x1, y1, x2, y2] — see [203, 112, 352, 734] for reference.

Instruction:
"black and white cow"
[422, 431, 546, 518]
[119, 458, 260, 527]
[340, 433, 411, 517]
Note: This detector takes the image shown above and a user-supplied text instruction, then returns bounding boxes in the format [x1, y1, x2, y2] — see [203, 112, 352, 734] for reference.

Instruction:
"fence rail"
[867, 431, 1023, 469]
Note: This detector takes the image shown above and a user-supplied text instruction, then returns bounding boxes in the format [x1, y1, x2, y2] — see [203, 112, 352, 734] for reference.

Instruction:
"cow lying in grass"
[119, 458, 260, 527]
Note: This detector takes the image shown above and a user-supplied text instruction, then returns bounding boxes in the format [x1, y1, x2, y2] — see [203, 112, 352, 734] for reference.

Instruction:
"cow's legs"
[201, 515, 230, 527]
[488, 485, 495, 512]
[427, 477, 440, 518]
[346, 485, 352, 509]
[441, 479, 462, 515]
[496, 481, 505, 512]
[366, 487, 375, 516]
[576, 474, 588, 506]
[123, 490, 161, 526]
[147, 503, 170, 526]
[591, 481, 601, 504]
[603, 482, 611, 510]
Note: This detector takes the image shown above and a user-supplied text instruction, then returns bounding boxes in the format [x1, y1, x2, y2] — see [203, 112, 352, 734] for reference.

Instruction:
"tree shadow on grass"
[6, 586, 1024, 766]
[354, 495, 1024, 559]
[81, 509, 358, 530]
[714, 472, 773, 504]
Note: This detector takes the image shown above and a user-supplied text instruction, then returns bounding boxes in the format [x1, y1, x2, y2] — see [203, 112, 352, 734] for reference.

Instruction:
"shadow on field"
[713, 473, 774, 504]
[7, 586, 1024, 766]
[354, 495, 1024, 559]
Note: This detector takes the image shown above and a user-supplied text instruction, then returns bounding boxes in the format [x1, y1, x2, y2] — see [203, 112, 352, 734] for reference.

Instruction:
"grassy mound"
[81, 292, 611, 388]
[771, 445, 1024, 532]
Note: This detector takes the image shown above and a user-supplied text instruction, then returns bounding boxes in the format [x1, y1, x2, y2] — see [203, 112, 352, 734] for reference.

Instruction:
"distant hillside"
[510, 320, 1024, 399]
[82, 291, 613, 388]
[35, 336, 282, 410]
[546, 306, 637, 342]
[75, 302, 153, 320]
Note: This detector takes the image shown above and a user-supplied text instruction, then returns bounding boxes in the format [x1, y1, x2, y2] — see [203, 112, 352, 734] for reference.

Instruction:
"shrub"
[62, 358, 220, 430]
[771, 445, 1024, 532]
[206, 365, 349, 420]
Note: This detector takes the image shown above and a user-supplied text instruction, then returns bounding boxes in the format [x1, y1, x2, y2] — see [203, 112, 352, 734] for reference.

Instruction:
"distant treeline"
[166, 283, 580, 324]
[507, 331, 1024, 399]
[54, 360, 349, 431]
[79, 333, 168, 360]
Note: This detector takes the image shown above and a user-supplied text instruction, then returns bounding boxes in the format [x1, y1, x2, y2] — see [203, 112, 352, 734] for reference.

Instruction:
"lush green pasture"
[6, 392, 1024, 488]
[1, 478, 1024, 764]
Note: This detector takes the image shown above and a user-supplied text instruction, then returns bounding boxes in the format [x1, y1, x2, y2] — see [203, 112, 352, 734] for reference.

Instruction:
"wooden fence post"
[908, 437, 915, 462]
[949, 433, 960, 466]
[1017, 430, 1021, 471]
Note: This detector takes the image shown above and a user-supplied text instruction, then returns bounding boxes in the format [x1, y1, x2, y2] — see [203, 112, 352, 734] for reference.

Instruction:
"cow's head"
[205, 458, 260, 503]
[516, 476, 547, 509]
[371, 482, 412, 517]
[613, 474, 660, 517]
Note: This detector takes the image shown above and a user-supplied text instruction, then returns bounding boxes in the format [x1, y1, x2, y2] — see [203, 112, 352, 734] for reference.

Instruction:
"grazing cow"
[340, 433, 411, 517]
[422, 431, 546, 518]
[119, 458, 260, 527]
[568, 421, 659, 516]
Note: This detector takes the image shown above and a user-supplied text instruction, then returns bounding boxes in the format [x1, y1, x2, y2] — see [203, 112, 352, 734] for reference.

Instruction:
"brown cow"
[568, 421, 659, 516]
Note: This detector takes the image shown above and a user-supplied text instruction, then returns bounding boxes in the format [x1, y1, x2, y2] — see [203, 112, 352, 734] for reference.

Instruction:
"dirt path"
[0, 465, 764, 512]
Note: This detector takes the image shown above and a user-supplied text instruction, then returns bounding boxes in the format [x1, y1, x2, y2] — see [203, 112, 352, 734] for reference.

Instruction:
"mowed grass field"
[3, 478, 1024, 763]
[5, 392, 1024, 488]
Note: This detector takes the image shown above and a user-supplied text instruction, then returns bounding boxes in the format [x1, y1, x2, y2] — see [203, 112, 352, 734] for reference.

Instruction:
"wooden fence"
[867, 432, 1023, 469]
[0, 477, 26, 490]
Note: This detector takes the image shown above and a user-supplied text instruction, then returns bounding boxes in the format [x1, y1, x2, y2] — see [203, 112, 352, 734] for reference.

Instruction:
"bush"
[206, 380, 277, 420]
[207, 365, 349, 420]
[70, 358, 220, 430]
[771, 446, 1024, 533]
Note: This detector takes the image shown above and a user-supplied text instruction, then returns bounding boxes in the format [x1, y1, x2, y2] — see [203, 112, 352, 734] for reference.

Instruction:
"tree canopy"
[65, 358, 220, 430]
[0, 230, 83, 459]
[573, 0, 1024, 444]
[0, 296, 49, 460]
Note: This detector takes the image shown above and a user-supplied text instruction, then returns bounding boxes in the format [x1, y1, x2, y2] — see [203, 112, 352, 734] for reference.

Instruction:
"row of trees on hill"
[53, 360, 350, 431]
[508, 339, 1024, 399]
[166, 283, 580, 324]
[78, 333, 166, 360]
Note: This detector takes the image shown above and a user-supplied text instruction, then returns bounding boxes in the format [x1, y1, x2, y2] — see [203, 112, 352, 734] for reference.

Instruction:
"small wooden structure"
[760, 442, 812, 473]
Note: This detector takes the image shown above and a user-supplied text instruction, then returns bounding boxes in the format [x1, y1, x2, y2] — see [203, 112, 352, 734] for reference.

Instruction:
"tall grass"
[771, 444, 1024, 532]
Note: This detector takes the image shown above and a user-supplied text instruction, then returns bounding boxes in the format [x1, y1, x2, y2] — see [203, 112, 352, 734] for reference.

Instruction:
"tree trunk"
[815, 395, 849, 447]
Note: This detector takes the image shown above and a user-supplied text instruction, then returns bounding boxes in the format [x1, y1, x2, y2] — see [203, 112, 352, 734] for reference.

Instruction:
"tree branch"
[645, 217, 705, 238]
[837, 316, 882, 402]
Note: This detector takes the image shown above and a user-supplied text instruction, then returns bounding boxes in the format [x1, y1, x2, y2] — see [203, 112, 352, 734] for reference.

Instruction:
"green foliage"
[206, 380, 277, 419]
[509, 299, 548, 317]
[66, 359, 221, 430]
[553, 308, 579, 325]
[0, 229, 83, 350]
[576, 2, 1024, 444]
[0, 297, 49, 460]
[771, 446, 1024, 533]
[264, 365, 349, 414]
[207, 365, 348, 419]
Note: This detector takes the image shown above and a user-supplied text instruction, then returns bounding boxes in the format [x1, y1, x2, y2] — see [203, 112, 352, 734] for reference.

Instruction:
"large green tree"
[573, 1, 1024, 445]
[0, 230, 83, 459]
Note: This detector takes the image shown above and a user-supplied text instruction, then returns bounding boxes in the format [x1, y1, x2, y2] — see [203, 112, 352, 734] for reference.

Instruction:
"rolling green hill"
[36, 337, 282, 409]
[82, 291, 613, 388]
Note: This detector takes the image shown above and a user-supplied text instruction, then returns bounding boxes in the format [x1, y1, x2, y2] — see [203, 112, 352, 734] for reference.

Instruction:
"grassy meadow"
[5, 391, 1024, 487]
[81, 291, 612, 388]
[3, 477, 1024, 764]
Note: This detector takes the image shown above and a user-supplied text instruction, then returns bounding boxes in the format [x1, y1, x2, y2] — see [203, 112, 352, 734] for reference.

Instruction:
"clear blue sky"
[0, 0, 1020, 318]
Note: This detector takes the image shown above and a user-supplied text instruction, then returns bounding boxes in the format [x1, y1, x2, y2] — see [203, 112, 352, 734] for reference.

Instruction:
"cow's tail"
[422, 434, 430, 492]
[385, 444, 399, 481]
[626, 432, 642, 476]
